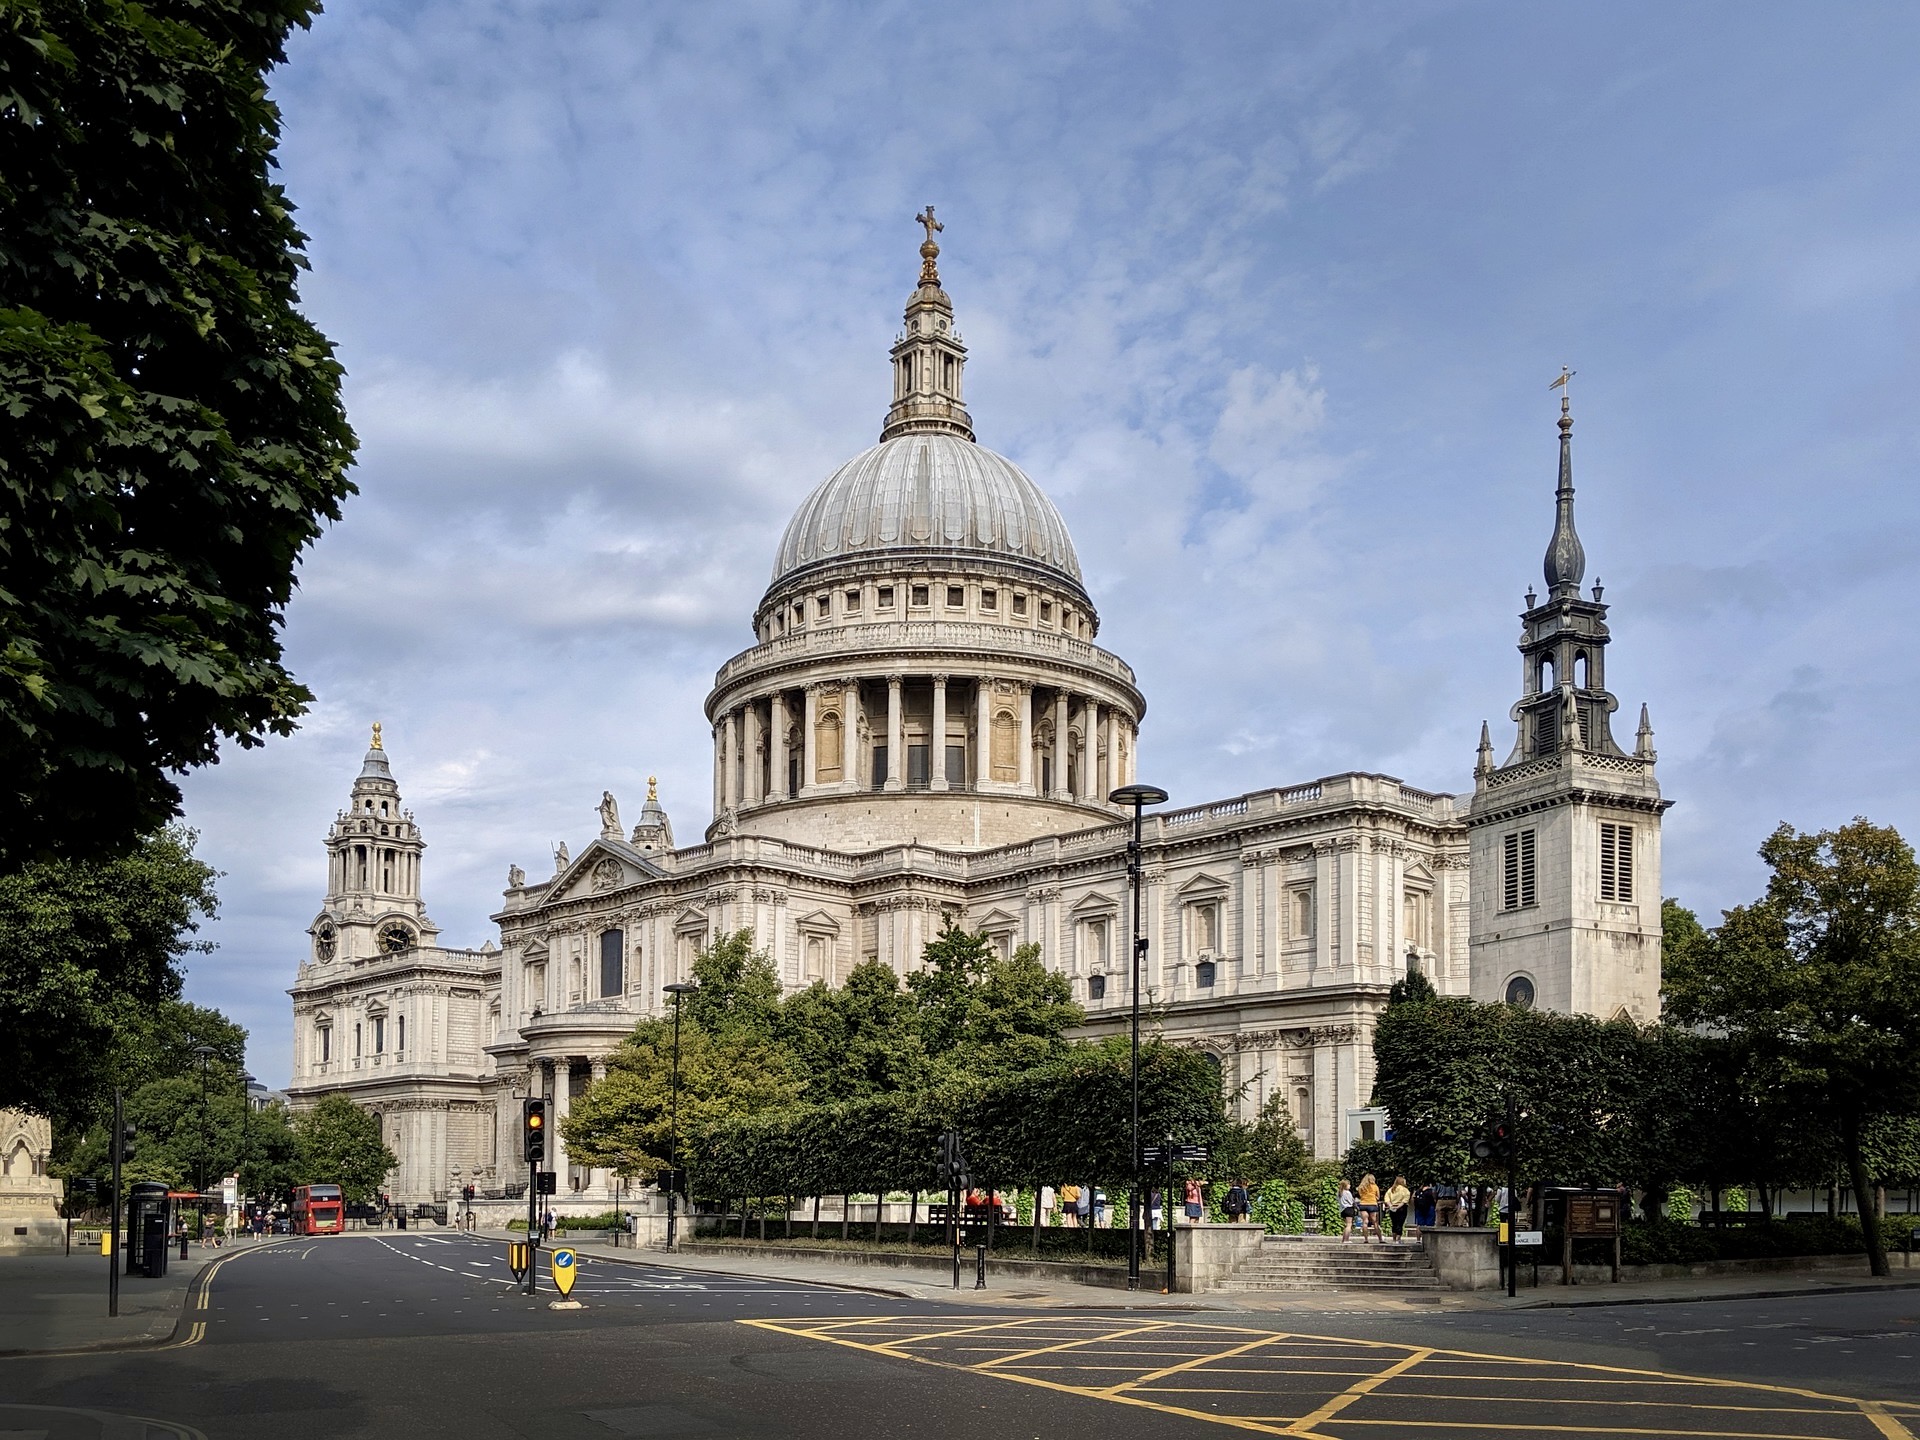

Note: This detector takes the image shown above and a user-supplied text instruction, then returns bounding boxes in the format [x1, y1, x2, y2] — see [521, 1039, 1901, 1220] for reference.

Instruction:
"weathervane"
[1549, 365, 1575, 425]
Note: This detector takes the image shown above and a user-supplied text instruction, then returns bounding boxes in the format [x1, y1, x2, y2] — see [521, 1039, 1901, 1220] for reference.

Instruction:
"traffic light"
[1471, 1117, 1515, 1165]
[116, 1123, 137, 1163]
[522, 1098, 547, 1164]
[938, 1130, 968, 1189]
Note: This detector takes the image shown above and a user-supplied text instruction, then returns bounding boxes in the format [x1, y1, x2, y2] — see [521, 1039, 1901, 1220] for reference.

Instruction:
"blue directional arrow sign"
[550, 1246, 577, 1297]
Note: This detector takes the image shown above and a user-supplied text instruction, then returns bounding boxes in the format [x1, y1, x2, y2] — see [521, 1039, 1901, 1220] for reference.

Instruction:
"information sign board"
[550, 1247, 577, 1297]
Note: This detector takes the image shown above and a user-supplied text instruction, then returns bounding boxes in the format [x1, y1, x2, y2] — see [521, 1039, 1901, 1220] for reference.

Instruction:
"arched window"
[599, 929, 624, 998]
[990, 708, 1018, 780]
[1195, 959, 1217, 988]
[815, 713, 843, 782]
[396, 1014, 406, 1053]
[1538, 655, 1555, 693]
[1087, 974, 1107, 1001]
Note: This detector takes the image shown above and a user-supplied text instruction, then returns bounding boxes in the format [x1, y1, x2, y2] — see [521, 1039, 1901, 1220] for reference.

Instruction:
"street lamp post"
[1110, 782, 1169, 1292]
[663, 981, 700, 1252]
[193, 1045, 216, 1200]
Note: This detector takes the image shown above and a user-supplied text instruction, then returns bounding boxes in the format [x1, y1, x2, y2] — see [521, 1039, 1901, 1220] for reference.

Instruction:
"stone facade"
[0, 1109, 63, 1254]
[287, 228, 1667, 1211]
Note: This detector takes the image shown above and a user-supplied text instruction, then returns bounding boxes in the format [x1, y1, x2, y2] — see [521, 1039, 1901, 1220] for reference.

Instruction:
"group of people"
[1337, 1174, 1436, 1242]
[1038, 1181, 1226, 1228]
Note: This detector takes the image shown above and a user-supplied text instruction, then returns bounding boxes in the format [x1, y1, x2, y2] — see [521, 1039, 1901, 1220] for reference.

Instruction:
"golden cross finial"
[914, 205, 944, 286]
[915, 205, 943, 245]
[370, 720, 383, 750]
[647, 775, 658, 802]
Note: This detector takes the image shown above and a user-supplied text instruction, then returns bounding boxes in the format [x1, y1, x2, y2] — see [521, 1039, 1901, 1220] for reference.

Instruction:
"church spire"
[1543, 367, 1585, 598]
[880, 206, 975, 443]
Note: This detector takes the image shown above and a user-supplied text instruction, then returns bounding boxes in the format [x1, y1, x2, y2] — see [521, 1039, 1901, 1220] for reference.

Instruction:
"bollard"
[974, 1242, 987, 1290]
[177, 1234, 189, 1260]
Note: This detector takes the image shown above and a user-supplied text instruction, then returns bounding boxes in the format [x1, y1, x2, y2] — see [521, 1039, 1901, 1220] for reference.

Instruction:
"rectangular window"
[816, 595, 831, 619]
[877, 586, 894, 608]
[907, 743, 930, 787]
[397, 1014, 405, 1053]
[793, 603, 805, 628]
[946, 585, 964, 608]
[372, 1016, 385, 1054]
[945, 744, 967, 786]
[319, 1027, 331, 1063]
[354, 1022, 362, 1058]
[1502, 829, 1537, 911]
[845, 589, 861, 613]
[600, 928, 624, 998]
[1600, 823, 1635, 902]
[872, 744, 888, 789]
[910, 584, 929, 607]
[1039, 600, 1054, 623]
[980, 588, 997, 611]
[1012, 593, 1028, 617]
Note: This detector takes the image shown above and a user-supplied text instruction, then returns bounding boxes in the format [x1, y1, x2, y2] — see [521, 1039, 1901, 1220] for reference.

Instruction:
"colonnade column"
[1051, 692, 1070, 799]
[885, 677, 904, 792]
[770, 692, 789, 800]
[841, 677, 860, 789]
[722, 712, 740, 810]
[1016, 683, 1034, 790]
[802, 686, 819, 796]
[711, 724, 724, 815]
[976, 678, 993, 788]
[1098, 707, 1114, 798]
[1079, 700, 1100, 800]
[743, 705, 762, 806]
[930, 675, 950, 791]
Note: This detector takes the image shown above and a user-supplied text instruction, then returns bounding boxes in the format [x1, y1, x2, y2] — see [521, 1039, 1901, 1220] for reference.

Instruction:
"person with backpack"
[1224, 1179, 1252, 1223]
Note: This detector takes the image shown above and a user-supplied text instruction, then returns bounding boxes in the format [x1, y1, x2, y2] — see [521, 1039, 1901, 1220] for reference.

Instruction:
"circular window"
[1504, 974, 1536, 1008]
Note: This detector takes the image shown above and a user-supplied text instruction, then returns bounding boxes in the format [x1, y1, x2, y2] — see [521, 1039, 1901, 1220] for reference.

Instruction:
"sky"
[178, 1, 1920, 1086]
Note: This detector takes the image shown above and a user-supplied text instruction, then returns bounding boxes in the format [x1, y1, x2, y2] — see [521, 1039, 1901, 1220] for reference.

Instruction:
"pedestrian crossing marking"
[742, 1314, 1914, 1440]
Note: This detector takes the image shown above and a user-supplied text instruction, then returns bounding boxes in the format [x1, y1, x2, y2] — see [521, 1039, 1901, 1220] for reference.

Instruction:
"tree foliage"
[0, 0, 357, 863]
[0, 827, 217, 1121]
[1664, 819, 1920, 1276]
[291, 1093, 397, 1205]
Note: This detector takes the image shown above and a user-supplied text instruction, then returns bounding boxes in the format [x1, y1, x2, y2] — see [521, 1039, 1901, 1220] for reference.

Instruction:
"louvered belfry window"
[1502, 829, 1537, 911]
[1600, 823, 1635, 902]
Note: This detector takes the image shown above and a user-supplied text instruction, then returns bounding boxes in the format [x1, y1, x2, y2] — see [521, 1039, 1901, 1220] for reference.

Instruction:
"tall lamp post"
[1110, 782, 1169, 1291]
[663, 981, 700, 1252]
[192, 1045, 216, 1199]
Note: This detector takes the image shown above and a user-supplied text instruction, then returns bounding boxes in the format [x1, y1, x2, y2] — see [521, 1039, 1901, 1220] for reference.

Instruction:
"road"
[1, 1233, 1915, 1439]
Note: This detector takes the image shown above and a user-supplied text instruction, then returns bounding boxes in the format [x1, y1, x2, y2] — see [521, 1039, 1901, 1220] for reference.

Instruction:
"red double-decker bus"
[292, 1184, 344, 1235]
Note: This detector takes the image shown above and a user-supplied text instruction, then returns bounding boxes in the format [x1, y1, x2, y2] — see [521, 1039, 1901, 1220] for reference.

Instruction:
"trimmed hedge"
[688, 1042, 1223, 1201]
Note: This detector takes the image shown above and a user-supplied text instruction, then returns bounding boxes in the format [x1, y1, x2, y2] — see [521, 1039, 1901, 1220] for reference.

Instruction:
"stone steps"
[1221, 1238, 1448, 1292]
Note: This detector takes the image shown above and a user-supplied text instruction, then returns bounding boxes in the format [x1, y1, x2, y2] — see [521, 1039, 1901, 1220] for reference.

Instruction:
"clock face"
[315, 925, 336, 961]
[379, 923, 413, 954]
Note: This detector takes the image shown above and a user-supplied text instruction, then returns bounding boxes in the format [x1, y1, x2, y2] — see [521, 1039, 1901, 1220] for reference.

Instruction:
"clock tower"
[309, 723, 440, 966]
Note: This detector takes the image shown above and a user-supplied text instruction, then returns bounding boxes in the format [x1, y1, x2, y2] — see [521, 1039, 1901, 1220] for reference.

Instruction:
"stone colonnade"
[711, 675, 1136, 812]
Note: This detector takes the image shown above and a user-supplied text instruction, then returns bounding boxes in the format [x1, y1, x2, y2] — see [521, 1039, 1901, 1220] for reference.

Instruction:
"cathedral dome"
[771, 432, 1082, 588]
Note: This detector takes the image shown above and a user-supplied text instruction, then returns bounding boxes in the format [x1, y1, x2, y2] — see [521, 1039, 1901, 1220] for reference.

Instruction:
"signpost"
[1141, 1140, 1208, 1293]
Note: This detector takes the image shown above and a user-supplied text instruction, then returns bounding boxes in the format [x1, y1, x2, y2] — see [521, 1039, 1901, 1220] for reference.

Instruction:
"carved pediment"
[975, 907, 1021, 933]
[1070, 889, 1119, 916]
[542, 837, 668, 904]
[794, 909, 841, 936]
[1177, 871, 1230, 897]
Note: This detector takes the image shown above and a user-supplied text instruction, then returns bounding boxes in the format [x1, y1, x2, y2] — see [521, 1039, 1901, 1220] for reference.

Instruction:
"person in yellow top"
[1356, 1174, 1381, 1242]
[1383, 1176, 1412, 1243]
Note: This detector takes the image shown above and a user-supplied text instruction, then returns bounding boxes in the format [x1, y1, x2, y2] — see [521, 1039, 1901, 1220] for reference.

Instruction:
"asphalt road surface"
[2, 1234, 1914, 1439]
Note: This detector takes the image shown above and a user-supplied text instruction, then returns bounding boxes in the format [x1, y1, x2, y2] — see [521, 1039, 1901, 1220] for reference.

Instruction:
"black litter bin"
[125, 1183, 171, 1278]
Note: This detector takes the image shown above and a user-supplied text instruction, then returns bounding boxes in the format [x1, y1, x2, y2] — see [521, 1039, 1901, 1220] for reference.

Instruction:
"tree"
[777, 961, 928, 1102]
[0, 0, 358, 865]
[1665, 819, 1920, 1276]
[0, 827, 217, 1122]
[293, 1094, 396, 1205]
[1211, 1091, 1314, 1189]
[683, 930, 783, 1039]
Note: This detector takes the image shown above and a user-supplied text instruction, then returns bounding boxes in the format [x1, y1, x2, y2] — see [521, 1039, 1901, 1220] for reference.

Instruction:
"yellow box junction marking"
[741, 1314, 1915, 1440]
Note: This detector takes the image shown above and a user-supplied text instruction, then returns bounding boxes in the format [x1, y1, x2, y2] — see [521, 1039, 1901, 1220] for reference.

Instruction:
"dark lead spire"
[1543, 369, 1585, 598]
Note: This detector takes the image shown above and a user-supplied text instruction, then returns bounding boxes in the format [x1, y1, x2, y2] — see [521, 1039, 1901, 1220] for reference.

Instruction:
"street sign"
[1515, 1230, 1544, 1247]
[550, 1247, 577, 1297]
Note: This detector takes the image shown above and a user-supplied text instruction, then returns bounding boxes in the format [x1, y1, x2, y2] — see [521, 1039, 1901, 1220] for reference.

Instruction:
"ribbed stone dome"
[772, 434, 1081, 586]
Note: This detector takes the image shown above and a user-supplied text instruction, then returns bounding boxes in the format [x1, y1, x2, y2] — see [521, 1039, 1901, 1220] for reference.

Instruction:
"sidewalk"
[0, 1241, 240, 1355]
[498, 1230, 1920, 1315]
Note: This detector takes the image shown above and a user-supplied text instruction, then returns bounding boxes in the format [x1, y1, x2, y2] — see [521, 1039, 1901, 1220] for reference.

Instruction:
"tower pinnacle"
[880, 208, 975, 443]
[1543, 367, 1585, 598]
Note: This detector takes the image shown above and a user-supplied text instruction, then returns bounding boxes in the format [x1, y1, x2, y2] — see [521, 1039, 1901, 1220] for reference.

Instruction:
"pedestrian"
[1356, 1173, 1381, 1242]
[1338, 1179, 1356, 1241]
[1384, 1175, 1411, 1243]
[1183, 1178, 1205, 1226]
[1224, 1179, 1252, 1224]
[542, 1208, 555, 1242]
[1436, 1181, 1460, 1228]
[1090, 1187, 1107, 1227]
[1413, 1181, 1438, 1236]
[1061, 1183, 1081, 1227]
[1146, 1187, 1162, 1230]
